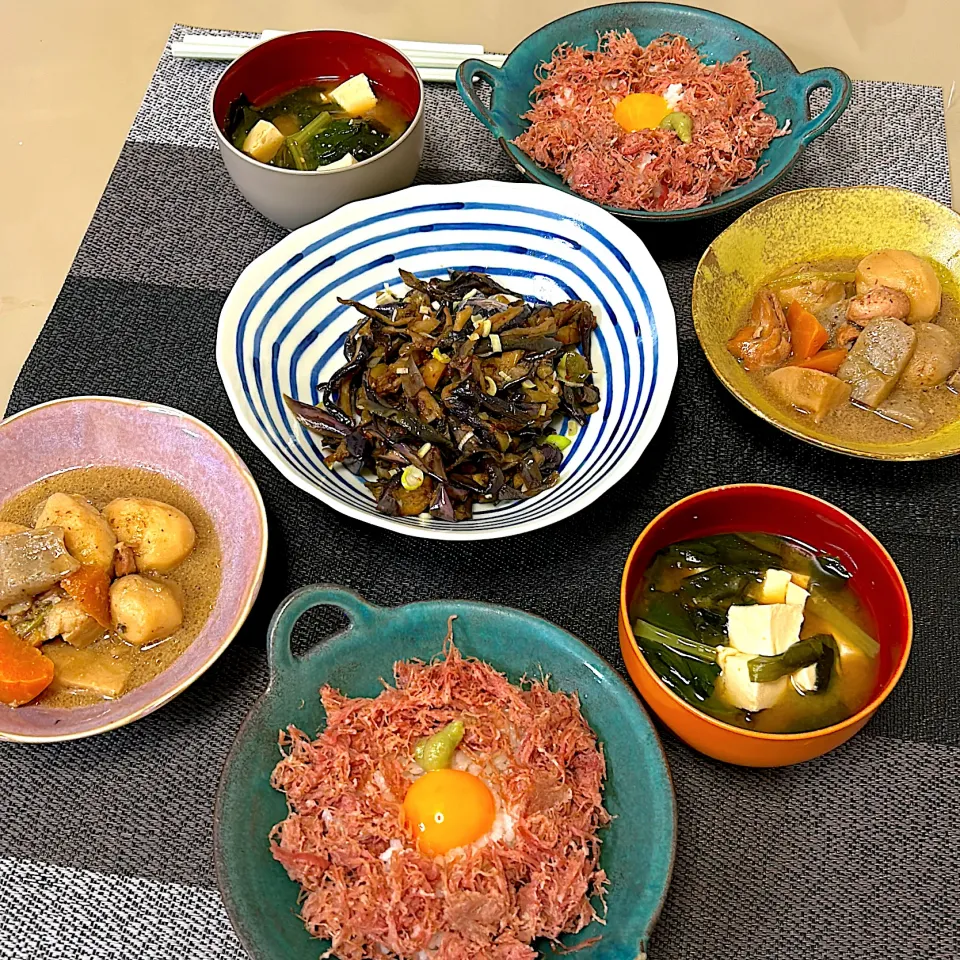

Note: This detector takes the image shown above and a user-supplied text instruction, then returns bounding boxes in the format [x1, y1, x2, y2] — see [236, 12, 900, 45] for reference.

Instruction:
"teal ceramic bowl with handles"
[457, 2, 851, 221]
[215, 585, 676, 959]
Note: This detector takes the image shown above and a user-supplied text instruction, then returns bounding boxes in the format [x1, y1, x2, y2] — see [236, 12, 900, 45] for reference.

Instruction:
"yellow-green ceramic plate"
[692, 186, 960, 460]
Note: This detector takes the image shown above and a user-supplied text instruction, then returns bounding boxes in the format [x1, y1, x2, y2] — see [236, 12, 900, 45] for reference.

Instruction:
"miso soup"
[630, 532, 881, 734]
[225, 73, 411, 171]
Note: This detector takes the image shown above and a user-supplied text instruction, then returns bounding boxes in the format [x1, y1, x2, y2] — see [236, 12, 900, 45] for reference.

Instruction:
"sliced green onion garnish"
[400, 465, 424, 491]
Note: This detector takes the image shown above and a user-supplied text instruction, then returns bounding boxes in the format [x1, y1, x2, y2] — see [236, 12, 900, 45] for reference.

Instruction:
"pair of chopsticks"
[170, 31, 506, 84]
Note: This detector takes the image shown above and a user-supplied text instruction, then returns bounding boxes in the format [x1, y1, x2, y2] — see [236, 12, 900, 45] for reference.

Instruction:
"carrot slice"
[788, 348, 848, 375]
[61, 564, 112, 628]
[0, 621, 54, 706]
[786, 301, 829, 361]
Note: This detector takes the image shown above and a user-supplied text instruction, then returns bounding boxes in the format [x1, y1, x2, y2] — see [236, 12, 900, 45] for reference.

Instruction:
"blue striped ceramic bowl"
[217, 180, 677, 540]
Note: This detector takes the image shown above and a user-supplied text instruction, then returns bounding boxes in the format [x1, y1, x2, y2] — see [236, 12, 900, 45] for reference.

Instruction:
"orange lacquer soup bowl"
[618, 484, 912, 767]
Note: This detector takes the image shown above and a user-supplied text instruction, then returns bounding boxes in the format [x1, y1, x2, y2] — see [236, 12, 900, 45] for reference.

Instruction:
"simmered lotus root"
[34, 493, 116, 573]
[102, 498, 196, 573]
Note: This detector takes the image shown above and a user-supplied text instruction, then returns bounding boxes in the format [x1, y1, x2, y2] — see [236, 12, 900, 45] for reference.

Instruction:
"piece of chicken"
[846, 286, 911, 325]
[113, 542, 138, 578]
[727, 289, 792, 371]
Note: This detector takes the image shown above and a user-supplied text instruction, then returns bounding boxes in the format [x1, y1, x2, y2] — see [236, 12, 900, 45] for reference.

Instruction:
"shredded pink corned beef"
[270, 627, 609, 960]
[514, 31, 783, 211]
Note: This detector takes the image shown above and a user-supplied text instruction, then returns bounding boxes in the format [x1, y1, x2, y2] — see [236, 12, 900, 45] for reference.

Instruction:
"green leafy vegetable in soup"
[225, 74, 410, 171]
[631, 532, 881, 733]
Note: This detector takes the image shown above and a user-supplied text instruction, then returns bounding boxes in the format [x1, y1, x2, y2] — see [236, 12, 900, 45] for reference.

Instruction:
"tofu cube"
[330, 74, 377, 115]
[753, 568, 792, 604]
[792, 663, 819, 693]
[322, 152, 357, 170]
[785, 581, 810, 608]
[242, 120, 284, 163]
[716, 647, 790, 712]
[727, 603, 804, 656]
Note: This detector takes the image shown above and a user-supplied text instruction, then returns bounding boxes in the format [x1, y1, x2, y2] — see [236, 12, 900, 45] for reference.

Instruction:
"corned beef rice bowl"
[270, 623, 609, 959]
[514, 32, 784, 212]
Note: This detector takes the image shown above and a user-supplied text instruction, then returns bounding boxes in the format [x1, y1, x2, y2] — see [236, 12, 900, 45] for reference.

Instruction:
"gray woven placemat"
[1, 24, 957, 960]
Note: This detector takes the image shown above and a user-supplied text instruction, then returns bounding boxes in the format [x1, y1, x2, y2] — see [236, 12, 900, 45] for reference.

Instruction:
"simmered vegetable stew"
[727, 250, 960, 443]
[0, 467, 221, 708]
[226, 74, 411, 171]
[631, 533, 880, 733]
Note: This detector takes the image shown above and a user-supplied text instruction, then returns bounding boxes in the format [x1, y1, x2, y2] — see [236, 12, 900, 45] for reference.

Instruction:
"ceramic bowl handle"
[267, 584, 375, 676]
[456, 58, 504, 133]
[795, 67, 852, 147]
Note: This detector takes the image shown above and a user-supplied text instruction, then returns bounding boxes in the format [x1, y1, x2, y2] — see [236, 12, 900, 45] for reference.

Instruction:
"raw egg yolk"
[614, 92, 671, 133]
[402, 769, 496, 856]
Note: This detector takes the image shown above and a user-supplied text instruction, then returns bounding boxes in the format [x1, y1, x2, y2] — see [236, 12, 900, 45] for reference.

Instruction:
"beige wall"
[2, 0, 957, 410]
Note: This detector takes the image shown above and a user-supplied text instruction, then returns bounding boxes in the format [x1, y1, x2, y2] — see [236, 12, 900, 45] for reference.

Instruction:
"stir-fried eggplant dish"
[225, 74, 410, 171]
[631, 533, 880, 733]
[0, 468, 220, 708]
[728, 249, 960, 442]
[284, 271, 600, 521]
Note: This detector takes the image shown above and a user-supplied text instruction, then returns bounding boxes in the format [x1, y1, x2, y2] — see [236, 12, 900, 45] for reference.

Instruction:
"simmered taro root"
[102, 498, 196, 573]
[35, 493, 116, 573]
[109, 575, 184, 647]
[899, 322, 960, 390]
[837, 318, 917, 408]
[283, 271, 600, 520]
[731, 251, 960, 437]
[0, 469, 215, 709]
